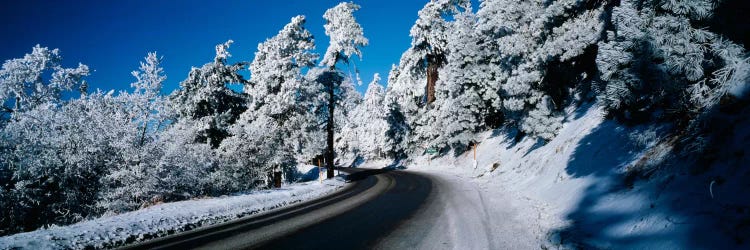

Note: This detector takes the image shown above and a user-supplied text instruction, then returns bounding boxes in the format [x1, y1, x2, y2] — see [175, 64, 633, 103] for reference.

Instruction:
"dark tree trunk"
[427, 64, 437, 104]
[326, 70, 335, 179]
[426, 53, 443, 105]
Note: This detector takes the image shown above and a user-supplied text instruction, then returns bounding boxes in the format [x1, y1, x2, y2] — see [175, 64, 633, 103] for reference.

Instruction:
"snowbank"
[392, 102, 745, 249]
[0, 179, 345, 249]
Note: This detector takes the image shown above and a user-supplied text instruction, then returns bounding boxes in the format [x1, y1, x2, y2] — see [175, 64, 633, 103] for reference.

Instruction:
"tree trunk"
[426, 53, 441, 105]
[326, 71, 335, 179]
[426, 65, 437, 104]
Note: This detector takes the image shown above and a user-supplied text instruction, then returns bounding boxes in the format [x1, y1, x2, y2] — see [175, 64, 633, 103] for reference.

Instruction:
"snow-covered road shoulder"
[0, 179, 346, 249]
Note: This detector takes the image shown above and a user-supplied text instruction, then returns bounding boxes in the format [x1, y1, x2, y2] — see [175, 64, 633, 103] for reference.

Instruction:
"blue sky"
[0, 0, 438, 94]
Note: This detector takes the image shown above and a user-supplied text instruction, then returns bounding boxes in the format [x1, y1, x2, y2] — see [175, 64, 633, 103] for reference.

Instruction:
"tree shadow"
[523, 138, 546, 157]
[565, 120, 636, 178]
[490, 127, 506, 138]
[548, 115, 750, 249]
[339, 168, 394, 182]
[571, 100, 596, 120]
[294, 166, 322, 182]
[384, 158, 407, 170]
[503, 127, 522, 150]
[487, 126, 525, 150]
[349, 155, 366, 168]
[452, 143, 470, 157]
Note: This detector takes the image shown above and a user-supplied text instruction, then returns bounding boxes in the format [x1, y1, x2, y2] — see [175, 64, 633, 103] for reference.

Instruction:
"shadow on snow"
[549, 105, 750, 249]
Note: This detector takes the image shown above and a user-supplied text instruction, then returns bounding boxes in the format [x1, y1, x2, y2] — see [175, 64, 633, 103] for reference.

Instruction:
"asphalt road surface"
[121, 167, 433, 250]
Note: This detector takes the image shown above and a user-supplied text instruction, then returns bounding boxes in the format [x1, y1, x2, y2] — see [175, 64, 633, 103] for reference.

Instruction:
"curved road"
[122, 168, 433, 250]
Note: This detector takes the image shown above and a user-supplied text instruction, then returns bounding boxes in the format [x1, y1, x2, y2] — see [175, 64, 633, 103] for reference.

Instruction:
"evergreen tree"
[170, 40, 248, 148]
[387, 0, 470, 154]
[476, 0, 607, 139]
[358, 74, 388, 159]
[384, 53, 424, 154]
[220, 15, 322, 187]
[597, 0, 749, 122]
[432, 10, 486, 147]
[333, 77, 363, 163]
[384, 97, 409, 160]
[411, 0, 471, 105]
[319, 2, 368, 177]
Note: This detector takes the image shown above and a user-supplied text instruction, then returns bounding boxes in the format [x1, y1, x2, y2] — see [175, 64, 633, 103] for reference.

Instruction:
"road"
[121, 168, 433, 250]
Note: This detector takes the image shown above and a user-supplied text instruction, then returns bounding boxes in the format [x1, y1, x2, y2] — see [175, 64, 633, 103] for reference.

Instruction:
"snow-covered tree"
[219, 16, 322, 188]
[596, 0, 749, 121]
[431, 10, 486, 148]
[333, 77, 363, 163]
[384, 0, 471, 154]
[383, 97, 409, 160]
[320, 2, 369, 68]
[356, 74, 388, 159]
[127, 52, 170, 147]
[0, 46, 97, 234]
[474, 0, 606, 139]
[411, 0, 471, 105]
[1, 91, 137, 233]
[97, 52, 198, 213]
[520, 96, 563, 140]
[170, 40, 248, 148]
[318, 2, 368, 177]
[0, 45, 89, 116]
[476, 0, 543, 119]
[217, 115, 281, 191]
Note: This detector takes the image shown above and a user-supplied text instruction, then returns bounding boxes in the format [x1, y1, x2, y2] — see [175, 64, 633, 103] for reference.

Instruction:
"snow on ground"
[372, 102, 742, 249]
[0, 178, 345, 249]
[359, 103, 618, 249]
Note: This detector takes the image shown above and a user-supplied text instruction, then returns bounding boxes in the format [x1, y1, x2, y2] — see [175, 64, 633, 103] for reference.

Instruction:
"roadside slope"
[0, 179, 345, 249]
[392, 102, 747, 249]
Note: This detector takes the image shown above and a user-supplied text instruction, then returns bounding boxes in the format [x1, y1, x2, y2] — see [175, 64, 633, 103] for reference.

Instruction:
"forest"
[1, 0, 747, 237]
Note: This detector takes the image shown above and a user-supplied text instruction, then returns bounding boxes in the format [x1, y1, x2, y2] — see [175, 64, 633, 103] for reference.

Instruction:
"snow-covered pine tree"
[386, 0, 470, 154]
[219, 15, 322, 187]
[318, 2, 368, 177]
[520, 95, 563, 141]
[383, 96, 410, 160]
[596, 0, 749, 122]
[334, 77, 363, 164]
[476, 0, 607, 140]
[357, 74, 388, 159]
[476, 0, 542, 120]
[382, 65, 414, 159]
[170, 40, 248, 148]
[477, 0, 581, 124]
[411, 0, 471, 105]
[383, 53, 424, 154]
[431, 9, 486, 148]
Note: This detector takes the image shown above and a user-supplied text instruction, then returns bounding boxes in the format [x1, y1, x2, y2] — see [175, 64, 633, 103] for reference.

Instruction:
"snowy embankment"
[0, 178, 345, 249]
[387, 102, 745, 249]
[405, 103, 615, 248]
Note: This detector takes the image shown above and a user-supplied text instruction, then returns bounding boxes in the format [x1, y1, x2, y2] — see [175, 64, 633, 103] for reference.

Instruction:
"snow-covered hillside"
[1, 0, 747, 247]
[385, 102, 749, 249]
[0, 179, 345, 249]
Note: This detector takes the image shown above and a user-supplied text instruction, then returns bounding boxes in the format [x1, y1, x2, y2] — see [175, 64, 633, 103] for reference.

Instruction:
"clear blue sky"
[0, 0, 445, 94]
